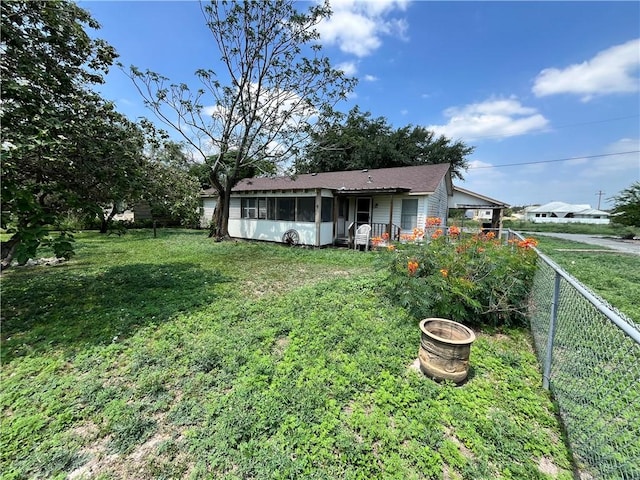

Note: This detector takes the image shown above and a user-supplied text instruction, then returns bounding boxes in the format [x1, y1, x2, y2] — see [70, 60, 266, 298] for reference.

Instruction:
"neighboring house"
[200, 164, 453, 246]
[524, 201, 610, 224]
[450, 186, 509, 230]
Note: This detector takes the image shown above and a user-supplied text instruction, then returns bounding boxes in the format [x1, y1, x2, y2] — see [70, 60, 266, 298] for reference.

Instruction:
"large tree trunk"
[99, 204, 118, 234]
[1, 236, 20, 271]
[208, 188, 232, 241]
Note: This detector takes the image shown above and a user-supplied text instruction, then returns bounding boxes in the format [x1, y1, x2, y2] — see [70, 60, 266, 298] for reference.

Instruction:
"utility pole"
[595, 190, 605, 210]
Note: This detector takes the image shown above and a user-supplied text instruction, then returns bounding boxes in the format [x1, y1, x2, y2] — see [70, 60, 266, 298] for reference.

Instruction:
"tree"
[128, 0, 355, 239]
[140, 139, 202, 228]
[294, 106, 473, 180]
[0, 0, 143, 266]
[609, 182, 640, 227]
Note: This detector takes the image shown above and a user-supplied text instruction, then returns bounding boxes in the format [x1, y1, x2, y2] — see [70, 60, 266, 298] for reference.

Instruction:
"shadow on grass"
[1, 262, 229, 363]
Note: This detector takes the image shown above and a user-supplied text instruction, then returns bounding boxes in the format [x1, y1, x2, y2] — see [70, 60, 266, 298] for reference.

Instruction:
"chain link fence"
[511, 231, 640, 479]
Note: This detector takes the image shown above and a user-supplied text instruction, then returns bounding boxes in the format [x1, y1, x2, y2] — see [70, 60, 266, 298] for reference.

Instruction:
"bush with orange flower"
[382, 232, 539, 327]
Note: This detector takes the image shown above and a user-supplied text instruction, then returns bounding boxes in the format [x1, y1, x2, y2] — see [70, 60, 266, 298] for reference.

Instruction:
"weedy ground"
[2, 230, 576, 479]
[533, 235, 640, 322]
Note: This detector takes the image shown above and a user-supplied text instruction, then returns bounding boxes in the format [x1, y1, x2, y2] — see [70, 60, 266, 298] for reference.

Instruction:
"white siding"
[426, 178, 449, 224]
[199, 198, 218, 228]
[227, 190, 334, 246]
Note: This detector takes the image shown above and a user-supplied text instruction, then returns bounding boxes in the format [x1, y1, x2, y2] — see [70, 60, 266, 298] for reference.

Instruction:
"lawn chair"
[354, 224, 372, 251]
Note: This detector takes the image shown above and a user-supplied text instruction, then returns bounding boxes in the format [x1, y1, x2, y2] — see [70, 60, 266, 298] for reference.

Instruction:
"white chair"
[353, 224, 372, 251]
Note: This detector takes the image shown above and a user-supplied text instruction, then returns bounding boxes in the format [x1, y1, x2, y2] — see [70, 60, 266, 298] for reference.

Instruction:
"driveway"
[526, 232, 640, 255]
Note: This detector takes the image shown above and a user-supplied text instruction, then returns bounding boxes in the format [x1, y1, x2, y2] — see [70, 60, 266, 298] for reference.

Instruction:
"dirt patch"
[538, 456, 559, 476]
[272, 336, 290, 356]
[444, 427, 475, 461]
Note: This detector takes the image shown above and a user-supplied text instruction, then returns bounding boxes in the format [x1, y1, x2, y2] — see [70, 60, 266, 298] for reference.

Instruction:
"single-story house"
[524, 201, 610, 224]
[200, 164, 509, 246]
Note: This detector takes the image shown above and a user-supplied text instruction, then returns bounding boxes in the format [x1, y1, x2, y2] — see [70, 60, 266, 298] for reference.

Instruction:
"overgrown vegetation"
[503, 219, 638, 238]
[532, 235, 640, 322]
[383, 230, 538, 328]
[2, 231, 574, 479]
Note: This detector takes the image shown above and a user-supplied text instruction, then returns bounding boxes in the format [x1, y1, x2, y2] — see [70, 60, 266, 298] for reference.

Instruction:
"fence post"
[543, 271, 561, 390]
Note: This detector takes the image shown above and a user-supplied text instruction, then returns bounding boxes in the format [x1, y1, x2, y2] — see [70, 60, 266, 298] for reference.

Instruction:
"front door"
[337, 197, 349, 237]
[356, 197, 371, 229]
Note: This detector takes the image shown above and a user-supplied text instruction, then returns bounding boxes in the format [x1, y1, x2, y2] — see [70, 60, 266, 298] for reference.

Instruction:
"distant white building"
[524, 201, 610, 224]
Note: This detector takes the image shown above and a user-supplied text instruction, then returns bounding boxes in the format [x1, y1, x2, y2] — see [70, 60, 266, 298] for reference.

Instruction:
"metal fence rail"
[512, 231, 640, 479]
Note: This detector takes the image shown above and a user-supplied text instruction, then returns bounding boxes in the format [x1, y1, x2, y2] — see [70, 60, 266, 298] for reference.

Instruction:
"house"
[524, 201, 610, 224]
[450, 186, 509, 230]
[200, 164, 509, 246]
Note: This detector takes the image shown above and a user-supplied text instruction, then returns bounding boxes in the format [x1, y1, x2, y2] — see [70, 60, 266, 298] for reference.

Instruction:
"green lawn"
[531, 235, 640, 322]
[1, 230, 573, 479]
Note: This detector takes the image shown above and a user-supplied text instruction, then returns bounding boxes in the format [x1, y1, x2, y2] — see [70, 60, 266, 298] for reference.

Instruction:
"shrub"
[382, 231, 538, 328]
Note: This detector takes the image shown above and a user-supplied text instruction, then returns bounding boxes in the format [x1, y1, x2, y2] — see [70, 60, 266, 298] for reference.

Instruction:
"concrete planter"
[418, 318, 476, 383]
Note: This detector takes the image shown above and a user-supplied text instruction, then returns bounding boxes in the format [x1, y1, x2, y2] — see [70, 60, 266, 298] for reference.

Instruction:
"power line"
[468, 150, 640, 169]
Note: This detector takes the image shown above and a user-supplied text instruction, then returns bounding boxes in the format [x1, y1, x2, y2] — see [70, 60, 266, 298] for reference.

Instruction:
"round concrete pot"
[418, 318, 476, 383]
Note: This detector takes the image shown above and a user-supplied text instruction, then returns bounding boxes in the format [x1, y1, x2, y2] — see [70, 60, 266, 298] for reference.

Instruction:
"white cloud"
[532, 38, 640, 101]
[427, 96, 549, 141]
[363, 74, 378, 82]
[317, 0, 409, 57]
[336, 61, 358, 76]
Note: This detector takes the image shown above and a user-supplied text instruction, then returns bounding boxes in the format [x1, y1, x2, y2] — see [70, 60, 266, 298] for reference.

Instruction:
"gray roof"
[231, 163, 451, 194]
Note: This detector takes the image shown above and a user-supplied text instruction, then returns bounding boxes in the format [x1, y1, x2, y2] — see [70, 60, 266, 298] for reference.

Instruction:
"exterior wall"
[228, 219, 333, 245]
[200, 197, 218, 228]
[425, 178, 449, 225]
[227, 190, 334, 246]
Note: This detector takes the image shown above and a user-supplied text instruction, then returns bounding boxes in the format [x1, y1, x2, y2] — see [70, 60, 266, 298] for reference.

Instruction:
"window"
[258, 198, 267, 219]
[241, 196, 332, 222]
[321, 197, 333, 222]
[277, 197, 295, 221]
[401, 199, 418, 230]
[241, 198, 257, 218]
[297, 197, 315, 222]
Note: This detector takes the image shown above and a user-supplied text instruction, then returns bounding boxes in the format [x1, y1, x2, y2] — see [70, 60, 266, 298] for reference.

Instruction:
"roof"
[231, 163, 452, 195]
[527, 201, 609, 216]
[451, 186, 509, 208]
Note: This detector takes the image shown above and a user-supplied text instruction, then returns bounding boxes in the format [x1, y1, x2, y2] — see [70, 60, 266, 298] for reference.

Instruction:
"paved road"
[527, 232, 640, 255]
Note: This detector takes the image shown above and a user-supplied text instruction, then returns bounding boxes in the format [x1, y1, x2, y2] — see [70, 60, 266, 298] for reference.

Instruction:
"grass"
[530, 235, 640, 322]
[503, 220, 638, 237]
[1, 230, 574, 479]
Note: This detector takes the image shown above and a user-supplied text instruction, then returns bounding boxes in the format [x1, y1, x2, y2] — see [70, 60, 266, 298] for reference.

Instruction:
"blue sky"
[80, 0, 640, 208]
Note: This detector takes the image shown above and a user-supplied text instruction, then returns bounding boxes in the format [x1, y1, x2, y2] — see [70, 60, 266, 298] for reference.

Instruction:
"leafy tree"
[140, 140, 202, 228]
[0, 0, 137, 266]
[295, 106, 473, 180]
[128, 0, 355, 239]
[609, 182, 640, 227]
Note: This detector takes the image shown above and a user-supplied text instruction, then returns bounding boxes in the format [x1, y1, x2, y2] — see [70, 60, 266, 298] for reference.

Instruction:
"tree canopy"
[0, 1, 198, 267]
[128, 0, 356, 239]
[294, 106, 473, 180]
[609, 182, 640, 227]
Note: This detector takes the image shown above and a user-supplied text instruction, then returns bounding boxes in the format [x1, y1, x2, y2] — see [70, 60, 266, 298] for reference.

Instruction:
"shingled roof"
[231, 163, 451, 195]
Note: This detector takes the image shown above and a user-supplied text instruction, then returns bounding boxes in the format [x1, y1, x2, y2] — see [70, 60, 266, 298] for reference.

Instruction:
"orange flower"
[408, 260, 419, 276]
[387, 244, 396, 251]
[518, 237, 539, 249]
[448, 226, 460, 237]
[440, 269, 448, 277]
[425, 217, 442, 227]
[485, 231, 496, 240]
[382, 232, 390, 241]
[431, 228, 443, 239]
